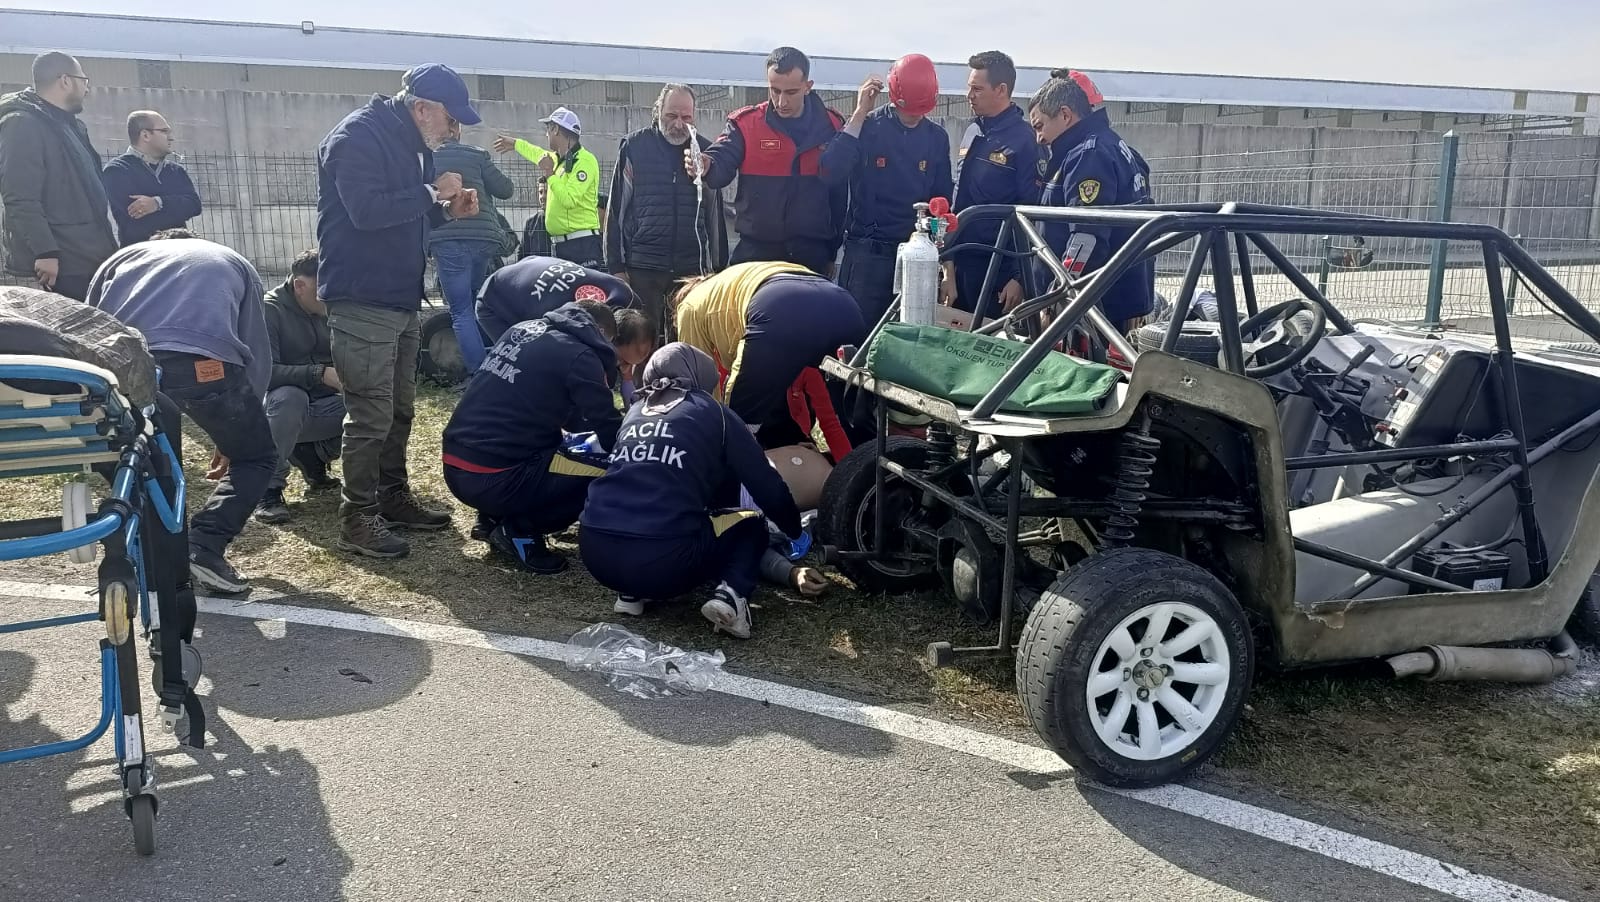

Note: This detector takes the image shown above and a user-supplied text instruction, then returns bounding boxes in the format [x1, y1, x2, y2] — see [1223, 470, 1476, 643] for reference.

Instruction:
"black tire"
[1135, 321, 1224, 364]
[419, 311, 467, 383]
[1017, 547, 1254, 787]
[818, 436, 943, 593]
[129, 794, 157, 856]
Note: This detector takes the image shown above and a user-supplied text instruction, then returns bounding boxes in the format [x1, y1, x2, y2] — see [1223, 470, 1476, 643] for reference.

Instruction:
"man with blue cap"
[316, 62, 482, 559]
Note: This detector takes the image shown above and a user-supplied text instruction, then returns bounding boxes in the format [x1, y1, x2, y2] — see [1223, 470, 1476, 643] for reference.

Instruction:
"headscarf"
[638, 342, 719, 414]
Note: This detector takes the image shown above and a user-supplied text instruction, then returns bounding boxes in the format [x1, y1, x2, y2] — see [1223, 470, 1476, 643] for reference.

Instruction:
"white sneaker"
[700, 582, 752, 639]
[613, 595, 646, 616]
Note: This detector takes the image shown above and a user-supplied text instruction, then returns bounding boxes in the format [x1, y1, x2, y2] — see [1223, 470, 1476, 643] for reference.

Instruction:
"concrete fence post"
[1424, 131, 1460, 326]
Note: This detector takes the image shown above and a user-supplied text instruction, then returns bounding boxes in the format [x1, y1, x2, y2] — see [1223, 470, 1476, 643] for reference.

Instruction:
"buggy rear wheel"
[419, 311, 467, 384]
[818, 436, 943, 593]
[1017, 548, 1253, 787]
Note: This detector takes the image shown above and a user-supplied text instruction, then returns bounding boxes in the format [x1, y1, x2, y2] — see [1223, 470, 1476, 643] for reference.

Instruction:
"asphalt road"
[0, 592, 1464, 902]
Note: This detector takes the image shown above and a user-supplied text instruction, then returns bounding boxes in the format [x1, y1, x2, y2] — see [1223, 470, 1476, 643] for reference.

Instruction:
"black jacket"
[315, 95, 447, 311]
[428, 139, 515, 249]
[443, 303, 622, 470]
[101, 151, 203, 246]
[606, 124, 727, 275]
[581, 390, 801, 541]
[0, 90, 117, 278]
[263, 280, 337, 400]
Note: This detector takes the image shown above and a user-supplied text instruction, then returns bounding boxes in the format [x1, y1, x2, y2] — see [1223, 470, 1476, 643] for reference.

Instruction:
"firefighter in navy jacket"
[1025, 69, 1155, 328]
[442, 301, 622, 575]
[944, 51, 1043, 322]
[820, 55, 953, 326]
[580, 343, 802, 640]
[689, 47, 845, 276]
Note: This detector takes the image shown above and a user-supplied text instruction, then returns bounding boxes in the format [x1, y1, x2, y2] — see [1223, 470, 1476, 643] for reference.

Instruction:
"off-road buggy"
[816, 202, 1600, 787]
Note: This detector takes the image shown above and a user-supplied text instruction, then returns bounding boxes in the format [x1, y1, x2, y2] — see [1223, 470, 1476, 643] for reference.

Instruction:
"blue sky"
[10, 0, 1599, 92]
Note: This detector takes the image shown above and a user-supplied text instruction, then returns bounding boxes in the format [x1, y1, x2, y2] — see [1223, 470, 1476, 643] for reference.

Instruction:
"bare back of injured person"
[580, 343, 821, 639]
[442, 300, 621, 574]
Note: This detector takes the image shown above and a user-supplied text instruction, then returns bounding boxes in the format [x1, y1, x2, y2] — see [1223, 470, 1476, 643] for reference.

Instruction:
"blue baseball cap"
[402, 64, 481, 126]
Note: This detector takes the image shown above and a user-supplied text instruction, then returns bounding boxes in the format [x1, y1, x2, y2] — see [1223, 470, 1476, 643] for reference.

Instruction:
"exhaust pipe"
[1387, 633, 1579, 683]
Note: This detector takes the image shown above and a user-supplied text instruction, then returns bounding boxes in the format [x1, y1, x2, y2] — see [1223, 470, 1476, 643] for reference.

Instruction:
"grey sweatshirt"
[86, 237, 270, 398]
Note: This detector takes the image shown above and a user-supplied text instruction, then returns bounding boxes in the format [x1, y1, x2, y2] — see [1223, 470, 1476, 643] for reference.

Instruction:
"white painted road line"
[0, 578, 1569, 902]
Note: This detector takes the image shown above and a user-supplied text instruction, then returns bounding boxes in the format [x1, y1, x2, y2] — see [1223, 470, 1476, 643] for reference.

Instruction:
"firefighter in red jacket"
[687, 47, 845, 276]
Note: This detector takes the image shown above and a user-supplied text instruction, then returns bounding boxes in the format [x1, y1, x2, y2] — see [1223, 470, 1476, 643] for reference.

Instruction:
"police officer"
[579, 343, 803, 639]
[821, 54, 953, 327]
[494, 107, 603, 267]
[475, 255, 635, 346]
[1025, 69, 1154, 330]
[441, 300, 622, 574]
[943, 50, 1043, 322]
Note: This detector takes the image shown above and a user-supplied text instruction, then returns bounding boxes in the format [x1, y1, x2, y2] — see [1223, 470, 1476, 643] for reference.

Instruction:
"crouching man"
[255, 249, 344, 523]
[579, 343, 805, 639]
[442, 300, 622, 574]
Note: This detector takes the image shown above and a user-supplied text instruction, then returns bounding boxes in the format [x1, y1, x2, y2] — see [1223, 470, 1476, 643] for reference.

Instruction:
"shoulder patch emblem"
[577, 169, 588, 182]
[574, 284, 608, 303]
[875, 156, 887, 168]
[1077, 179, 1101, 204]
[1037, 158, 1049, 177]
[919, 160, 928, 171]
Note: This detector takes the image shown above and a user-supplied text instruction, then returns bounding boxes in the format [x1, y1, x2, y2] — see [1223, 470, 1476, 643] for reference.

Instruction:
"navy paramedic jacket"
[315, 95, 448, 311]
[442, 303, 621, 472]
[475, 255, 634, 344]
[702, 95, 846, 256]
[951, 104, 1041, 278]
[820, 105, 953, 245]
[581, 391, 802, 542]
[1037, 108, 1155, 323]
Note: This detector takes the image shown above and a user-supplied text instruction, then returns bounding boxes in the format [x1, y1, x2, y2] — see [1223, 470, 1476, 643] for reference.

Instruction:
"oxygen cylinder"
[895, 203, 940, 325]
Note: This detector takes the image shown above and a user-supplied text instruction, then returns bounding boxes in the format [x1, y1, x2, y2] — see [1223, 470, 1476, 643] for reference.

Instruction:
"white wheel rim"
[1085, 601, 1231, 762]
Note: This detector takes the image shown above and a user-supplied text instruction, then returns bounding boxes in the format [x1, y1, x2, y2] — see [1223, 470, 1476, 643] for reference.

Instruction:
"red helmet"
[888, 54, 939, 117]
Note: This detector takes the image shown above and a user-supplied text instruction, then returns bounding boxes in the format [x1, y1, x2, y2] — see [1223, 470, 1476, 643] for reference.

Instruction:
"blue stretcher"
[0, 354, 199, 856]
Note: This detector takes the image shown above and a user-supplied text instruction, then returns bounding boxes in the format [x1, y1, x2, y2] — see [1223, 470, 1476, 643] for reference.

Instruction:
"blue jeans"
[432, 239, 495, 373]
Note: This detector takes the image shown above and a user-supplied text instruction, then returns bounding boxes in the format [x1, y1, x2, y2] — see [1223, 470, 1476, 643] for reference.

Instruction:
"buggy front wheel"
[817, 436, 943, 593]
[1017, 548, 1254, 787]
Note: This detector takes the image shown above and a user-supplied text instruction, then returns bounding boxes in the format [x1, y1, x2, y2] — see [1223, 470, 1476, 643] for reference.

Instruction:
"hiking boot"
[338, 512, 409, 559]
[378, 487, 452, 531]
[488, 527, 567, 575]
[700, 582, 753, 639]
[613, 595, 647, 617]
[470, 513, 499, 543]
[253, 489, 291, 524]
[190, 548, 251, 595]
[291, 444, 341, 492]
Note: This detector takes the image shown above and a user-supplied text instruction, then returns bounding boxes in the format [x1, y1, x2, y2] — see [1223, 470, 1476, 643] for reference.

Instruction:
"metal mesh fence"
[3, 133, 1599, 338]
[0, 148, 591, 293]
[1145, 133, 1600, 339]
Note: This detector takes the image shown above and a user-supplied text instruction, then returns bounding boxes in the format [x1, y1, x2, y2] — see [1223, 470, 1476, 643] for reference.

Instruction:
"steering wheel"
[1234, 298, 1327, 378]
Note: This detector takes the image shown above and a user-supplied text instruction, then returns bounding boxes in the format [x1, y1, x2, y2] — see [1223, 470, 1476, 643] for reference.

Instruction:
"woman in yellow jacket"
[494, 107, 602, 267]
[673, 260, 865, 447]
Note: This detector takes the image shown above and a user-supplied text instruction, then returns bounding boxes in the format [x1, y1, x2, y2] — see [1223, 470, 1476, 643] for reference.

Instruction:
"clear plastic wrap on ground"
[563, 623, 726, 699]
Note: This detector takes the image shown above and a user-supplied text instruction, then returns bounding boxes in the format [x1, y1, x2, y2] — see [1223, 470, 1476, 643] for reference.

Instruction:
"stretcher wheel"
[128, 794, 157, 856]
[62, 482, 97, 564]
[149, 640, 203, 696]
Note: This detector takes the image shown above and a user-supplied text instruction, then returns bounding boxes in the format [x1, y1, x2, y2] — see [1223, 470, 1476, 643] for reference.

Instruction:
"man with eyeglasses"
[102, 110, 203, 247]
[0, 52, 117, 301]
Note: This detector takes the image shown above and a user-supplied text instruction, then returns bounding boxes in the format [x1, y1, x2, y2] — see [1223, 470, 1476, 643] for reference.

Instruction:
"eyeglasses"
[63, 74, 90, 85]
[147, 128, 172, 135]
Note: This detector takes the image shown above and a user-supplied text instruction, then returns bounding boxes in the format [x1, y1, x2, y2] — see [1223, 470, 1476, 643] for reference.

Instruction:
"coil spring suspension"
[926, 422, 956, 470]
[1103, 425, 1160, 548]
